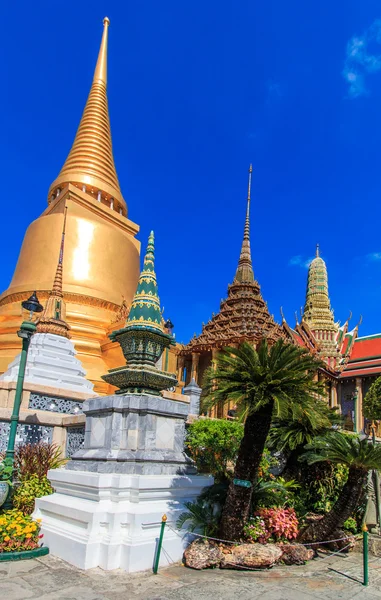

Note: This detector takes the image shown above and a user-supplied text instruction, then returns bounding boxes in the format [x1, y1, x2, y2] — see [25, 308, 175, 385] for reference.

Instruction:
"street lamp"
[3, 292, 43, 509]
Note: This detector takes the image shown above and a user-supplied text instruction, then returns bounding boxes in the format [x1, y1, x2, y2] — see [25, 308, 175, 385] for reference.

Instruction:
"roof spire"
[93, 17, 109, 85]
[36, 208, 71, 338]
[48, 18, 127, 216]
[316, 243, 320, 258]
[234, 165, 254, 283]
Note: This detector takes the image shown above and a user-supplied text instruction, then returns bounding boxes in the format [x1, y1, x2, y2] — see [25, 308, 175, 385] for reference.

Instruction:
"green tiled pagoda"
[102, 231, 177, 395]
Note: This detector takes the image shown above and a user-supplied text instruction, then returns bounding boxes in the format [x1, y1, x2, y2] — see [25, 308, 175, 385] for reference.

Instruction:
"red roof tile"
[348, 336, 381, 361]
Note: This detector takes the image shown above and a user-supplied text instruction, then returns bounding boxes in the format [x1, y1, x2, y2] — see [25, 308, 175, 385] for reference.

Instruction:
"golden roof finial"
[316, 243, 320, 258]
[48, 18, 127, 215]
[36, 208, 71, 338]
[93, 17, 110, 85]
[234, 165, 254, 283]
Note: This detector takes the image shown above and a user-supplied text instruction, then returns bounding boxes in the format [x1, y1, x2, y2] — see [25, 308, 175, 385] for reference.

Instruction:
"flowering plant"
[254, 508, 299, 542]
[244, 516, 269, 543]
[13, 474, 53, 515]
[0, 509, 43, 552]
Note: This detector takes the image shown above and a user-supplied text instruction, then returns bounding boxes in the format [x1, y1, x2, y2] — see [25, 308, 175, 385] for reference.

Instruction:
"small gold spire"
[234, 165, 254, 283]
[36, 208, 71, 338]
[48, 18, 126, 215]
[316, 243, 320, 258]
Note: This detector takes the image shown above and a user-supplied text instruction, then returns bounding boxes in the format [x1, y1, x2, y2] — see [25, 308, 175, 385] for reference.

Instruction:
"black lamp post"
[3, 292, 43, 508]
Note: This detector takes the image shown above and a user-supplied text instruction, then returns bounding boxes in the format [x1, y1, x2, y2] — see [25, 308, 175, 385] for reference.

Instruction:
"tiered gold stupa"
[301, 245, 342, 368]
[0, 18, 141, 393]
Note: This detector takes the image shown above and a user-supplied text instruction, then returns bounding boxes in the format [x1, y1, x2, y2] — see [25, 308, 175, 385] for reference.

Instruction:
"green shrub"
[343, 516, 358, 534]
[291, 462, 349, 517]
[186, 419, 243, 481]
[363, 377, 381, 420]
[13, 475, 53, 515]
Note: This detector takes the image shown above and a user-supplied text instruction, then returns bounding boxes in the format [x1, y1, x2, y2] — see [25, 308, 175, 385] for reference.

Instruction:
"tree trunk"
[299, 466, 368, 543]
[219, 401, 273, 541]
[281, 447, 304, 481]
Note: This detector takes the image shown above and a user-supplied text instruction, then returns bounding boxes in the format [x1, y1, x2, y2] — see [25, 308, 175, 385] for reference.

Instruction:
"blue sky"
[2, 1, 381, 344]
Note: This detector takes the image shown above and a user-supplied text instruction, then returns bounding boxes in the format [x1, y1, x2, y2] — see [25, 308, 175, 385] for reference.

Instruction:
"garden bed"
[0, 546, 49, 562]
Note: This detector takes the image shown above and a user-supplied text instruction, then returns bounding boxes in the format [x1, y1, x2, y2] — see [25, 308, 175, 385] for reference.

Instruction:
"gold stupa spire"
[48, 18, 127, 215]
[234, 165, 254, 283]
[36, 209, 71, 338]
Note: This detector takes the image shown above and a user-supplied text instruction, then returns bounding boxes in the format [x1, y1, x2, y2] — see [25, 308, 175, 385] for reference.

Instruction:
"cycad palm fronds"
[176, 499, 219, 536]
[203, 339, 324, 420]
[302, 432, 381, 470]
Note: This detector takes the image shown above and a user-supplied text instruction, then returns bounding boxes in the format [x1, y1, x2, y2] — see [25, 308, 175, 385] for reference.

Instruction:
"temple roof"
[182, 167, 283, 354]
[340, 333, 381, 379]
[48, 18, 126, 215]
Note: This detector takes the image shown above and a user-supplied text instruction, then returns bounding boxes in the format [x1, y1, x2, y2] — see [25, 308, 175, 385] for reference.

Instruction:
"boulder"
[278, 543, 314, 565]
[221, 543, 283, 569]
[183, 538, 223, 570]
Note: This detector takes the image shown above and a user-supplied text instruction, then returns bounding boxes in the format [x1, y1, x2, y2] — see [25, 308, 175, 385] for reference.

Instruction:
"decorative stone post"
[191, 352, 200, 384]
[331, 381, 338, 409]
[183, 379, 202, 416]
[355, 377, 364, 433]
[177, 356, 185, 384]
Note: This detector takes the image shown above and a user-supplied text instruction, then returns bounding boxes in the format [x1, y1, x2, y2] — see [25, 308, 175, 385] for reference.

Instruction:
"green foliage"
[363, 376, 381, 420]
[302, 432, 381, 471]
[14, 443, 67, 482]
[202, 339, 324, 421]
[176, 498, 220, 536]
[252, 478, 300, 510]
[0, 458, 14, 486]
[13, 475, 53, 515]
[185, 419, 243, 480]
[291, 462, 349, 517]
[268, 404, 342, 454]
[343, 516, 358, 534]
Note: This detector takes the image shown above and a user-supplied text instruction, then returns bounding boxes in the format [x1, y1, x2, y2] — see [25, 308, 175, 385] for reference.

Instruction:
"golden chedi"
[0, 19, 141, 393]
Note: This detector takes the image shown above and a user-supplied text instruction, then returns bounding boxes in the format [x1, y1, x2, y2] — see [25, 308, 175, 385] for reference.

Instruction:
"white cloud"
[367, 252, 381, 260]
[343, 20, 381, 97]
[288, 255, 313, 268]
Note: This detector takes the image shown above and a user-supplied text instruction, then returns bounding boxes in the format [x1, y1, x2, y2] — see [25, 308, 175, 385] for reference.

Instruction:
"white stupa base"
[0, 333, 95, 396]
[34, 468, 212, 573]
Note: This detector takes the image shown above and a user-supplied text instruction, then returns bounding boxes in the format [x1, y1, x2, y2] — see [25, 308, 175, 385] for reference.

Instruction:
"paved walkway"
[0, 552, 380, 599]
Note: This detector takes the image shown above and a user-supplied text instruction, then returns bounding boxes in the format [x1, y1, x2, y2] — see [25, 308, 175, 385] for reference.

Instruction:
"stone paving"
[1, 552, 381, 600]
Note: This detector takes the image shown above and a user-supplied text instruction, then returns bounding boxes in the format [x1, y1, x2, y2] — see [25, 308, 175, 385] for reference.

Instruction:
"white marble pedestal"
[34, 468, 212, 573]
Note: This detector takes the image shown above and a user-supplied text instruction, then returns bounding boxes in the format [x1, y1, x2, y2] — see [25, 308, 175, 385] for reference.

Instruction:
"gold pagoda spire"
[234, 165, 254, 283]
[48, 18, 127, 215]
[36, 209, 71, 338]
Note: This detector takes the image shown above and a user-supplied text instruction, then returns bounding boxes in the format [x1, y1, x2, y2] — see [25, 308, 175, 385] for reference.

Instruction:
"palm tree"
[299, 433, 381, 543]
[202, 339, 323, 540]
[268, 403, 341, 481]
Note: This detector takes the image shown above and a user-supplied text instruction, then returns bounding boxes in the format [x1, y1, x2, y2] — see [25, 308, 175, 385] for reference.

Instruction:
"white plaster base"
[0, 333, 95, 396]
[34, 468, 212, 573]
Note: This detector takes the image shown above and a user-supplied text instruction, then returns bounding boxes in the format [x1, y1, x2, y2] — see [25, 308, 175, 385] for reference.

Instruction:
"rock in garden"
[183, 538, 223, 570]
[221, 543, 283, 569]
[278, 543, 314, 565]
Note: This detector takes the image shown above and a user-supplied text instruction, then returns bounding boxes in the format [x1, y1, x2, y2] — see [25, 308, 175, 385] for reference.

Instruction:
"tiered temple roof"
[182, 166, 284, 355]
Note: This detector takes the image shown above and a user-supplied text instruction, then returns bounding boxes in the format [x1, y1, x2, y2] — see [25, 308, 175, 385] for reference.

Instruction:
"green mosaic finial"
[104, 231, 177, 395]
[126, 231, 163, 332]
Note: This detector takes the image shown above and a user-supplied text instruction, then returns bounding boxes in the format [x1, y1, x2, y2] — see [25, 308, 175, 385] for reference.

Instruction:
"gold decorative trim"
[0, 290, 120, 313]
